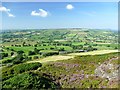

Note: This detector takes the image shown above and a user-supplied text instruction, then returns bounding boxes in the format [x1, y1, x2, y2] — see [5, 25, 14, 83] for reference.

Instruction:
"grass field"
[27, 55, 74, 63]
[27, 50, 118, 64]
[68, 50, 118, 56]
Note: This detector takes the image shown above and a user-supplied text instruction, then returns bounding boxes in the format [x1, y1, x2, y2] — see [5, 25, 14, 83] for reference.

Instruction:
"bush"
[50, 47, 55, 50]
[58, 48, 65, 51]
[114, 47, 118, 49]
[107, 45, 110, 47]
[93, 48, 98, 50]
[2, 62, 42, 81]
[2, 72, 59, 89]
[17, 50, 24, 54]
[2, 59, 13, 64]
[42, 52, 59, 57]
[33, 56, 39, 59]
[28, 57, 32, 60]
[11, 52, 14, 56]
[34, 48, 40, 54]
[28, 51, 35, 55]
[12, 54, 24, 64]
[12, 62, 42, 74]
[13, 60, 22, 64]
[0, 53, 8, 59]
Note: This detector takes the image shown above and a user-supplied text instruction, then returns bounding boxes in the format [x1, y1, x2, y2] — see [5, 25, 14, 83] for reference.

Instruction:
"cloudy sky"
[1, 2, 118, 30]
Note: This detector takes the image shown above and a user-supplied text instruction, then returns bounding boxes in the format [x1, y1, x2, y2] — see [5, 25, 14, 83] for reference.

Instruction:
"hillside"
[0, 29, 119, 89]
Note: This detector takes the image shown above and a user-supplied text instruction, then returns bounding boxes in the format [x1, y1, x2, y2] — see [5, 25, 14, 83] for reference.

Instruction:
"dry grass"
[27, 50, 118, 64]
[27, 55, 74, 63]
[68, 50, 118, 56]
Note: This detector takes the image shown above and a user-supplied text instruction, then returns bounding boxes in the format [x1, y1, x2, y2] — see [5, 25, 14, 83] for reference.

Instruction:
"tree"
[22, 42, 26, 46]
[50, 47, 55, 50]
[28, 51, 35, 55]
[114, 47, 118, 49]
[11, 49, 14, 51]
[59, 48, 65, 51]
[34, 44, 37, 47]
[33, 56, 39, 59]
[107, 45, 110, 47]
[13, 54, 24, 64]
[11, 52, 14, 56]
[78, 45, 83, 49]
[34, 48, 39, 54]
[17, 50, 24, 55]
[0, 53, 8, 59]
[87, 45, 93, 51]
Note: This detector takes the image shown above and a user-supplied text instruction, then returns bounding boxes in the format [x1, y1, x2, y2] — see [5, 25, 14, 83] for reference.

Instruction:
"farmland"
[0, 28, 119, 88]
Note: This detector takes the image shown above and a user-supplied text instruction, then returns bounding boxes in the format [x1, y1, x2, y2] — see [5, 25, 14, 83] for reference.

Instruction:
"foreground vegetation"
[2, 52, 119, 88]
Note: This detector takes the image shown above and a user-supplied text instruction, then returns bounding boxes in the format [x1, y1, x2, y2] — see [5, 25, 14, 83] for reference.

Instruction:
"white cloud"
[31, 9, 48, 17]
[0, 6, 15, 17]
[8, 13, 15, 17]
[66, 4, 74, 10]
[0, 6, 10, 12]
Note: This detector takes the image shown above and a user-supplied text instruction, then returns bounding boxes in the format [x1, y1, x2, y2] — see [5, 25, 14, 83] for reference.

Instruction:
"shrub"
[58, 48, 65, 51]
[34, 48, 40, 54]
[28, 57, 32, 60]
[11, 52, 14, 56]
[0, 53, 8, 59]
[17, 50, 24, 54]
[2, 72, 59, 89]
[107, 45, 110, 47]
[114, 47, 118, 49]
[12, 62, 42, 74]
[2, 59, 13, 64]
[42, 52, 59, 57]
[2, 62, 42, 81]
[50, 47, 55, 50]
[13, 59, 22, 64]
[12, 54, 24, 64]
[28, 51, 35, 55]
[33, 56, 39, 59]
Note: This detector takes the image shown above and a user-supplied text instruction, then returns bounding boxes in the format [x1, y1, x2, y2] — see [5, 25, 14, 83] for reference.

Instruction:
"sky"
[0, 2, 118, 30]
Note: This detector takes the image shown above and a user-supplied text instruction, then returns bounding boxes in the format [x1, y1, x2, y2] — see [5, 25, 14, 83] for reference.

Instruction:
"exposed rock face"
[94, 57, 119, 81]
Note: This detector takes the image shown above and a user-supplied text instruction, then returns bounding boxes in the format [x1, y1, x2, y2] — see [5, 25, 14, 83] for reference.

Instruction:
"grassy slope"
[38, 52, 119, 88]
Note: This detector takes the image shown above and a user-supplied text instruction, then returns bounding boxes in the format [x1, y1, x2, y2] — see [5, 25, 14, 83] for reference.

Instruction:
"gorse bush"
[12, 62, 42, 74]
[2, 62, 42, 81]
[2, 72, 60, 89]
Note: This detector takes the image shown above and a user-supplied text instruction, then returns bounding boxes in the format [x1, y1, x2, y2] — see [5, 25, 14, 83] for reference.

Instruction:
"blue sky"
[1, 2, 118, 30]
